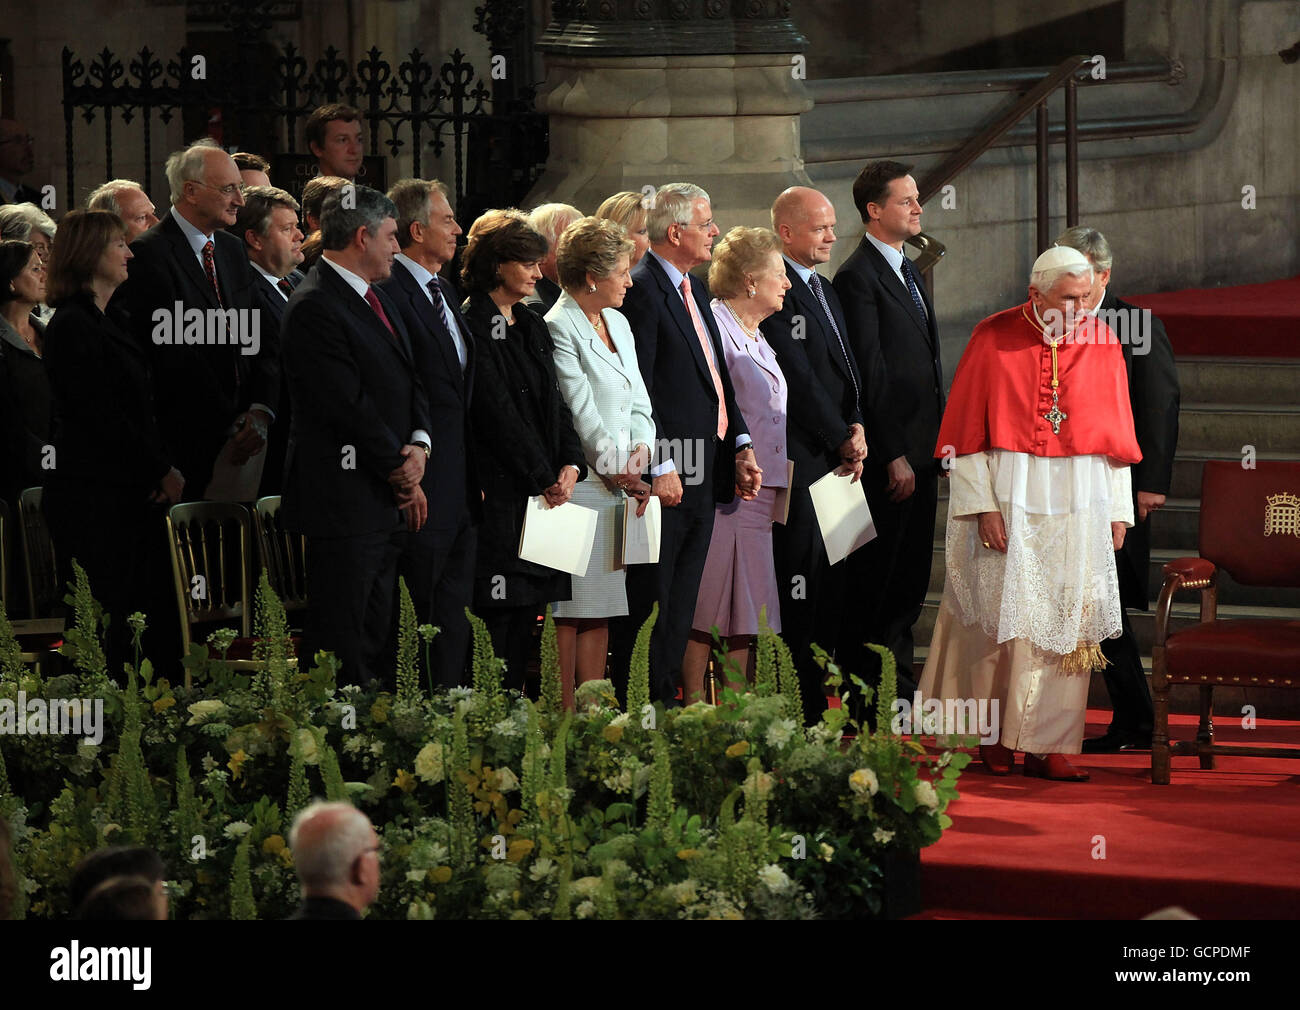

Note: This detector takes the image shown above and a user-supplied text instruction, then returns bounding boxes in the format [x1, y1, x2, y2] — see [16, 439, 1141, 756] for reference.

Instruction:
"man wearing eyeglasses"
[111, 138, 280, 505]
[0, 120, 41, 206]
[287, 802, 382, 920]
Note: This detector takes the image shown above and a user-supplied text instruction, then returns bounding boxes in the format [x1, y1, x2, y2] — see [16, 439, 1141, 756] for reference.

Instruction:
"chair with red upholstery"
[1151, 461, 1300, 784]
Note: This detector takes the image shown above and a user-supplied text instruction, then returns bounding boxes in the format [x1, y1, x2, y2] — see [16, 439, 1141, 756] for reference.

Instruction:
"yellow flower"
[227, 749, 249, 781]
[431, 866, 453, 884]
[676, 848, 699, 860]
[393, 768, 417, 793]
[370, 697, 390, 724]
[725, 740, 750, 758]
[262, 834, 286, 856]
[602, 723, 624, 743]
[152, 696, 176, 713]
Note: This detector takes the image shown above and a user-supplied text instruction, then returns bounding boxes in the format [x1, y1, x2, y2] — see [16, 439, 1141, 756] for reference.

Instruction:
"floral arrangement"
[0, 564, 970, 920]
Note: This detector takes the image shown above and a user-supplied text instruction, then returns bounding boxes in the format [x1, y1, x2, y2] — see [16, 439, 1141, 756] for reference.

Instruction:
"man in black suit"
[286, 802, 380, 920]
[111, 139, 280, 501]
[281, 184, 431, 686]
[525, 203, 582, 314]
[764, 187, 868, 724]
[379, 178, 479, 688]
[0, 119, 41, 205]
[1056, 227, 1180, 753]
[833, 161, 945, 704]
[230, 185, 305, 496]
[613, 182, 761, 705]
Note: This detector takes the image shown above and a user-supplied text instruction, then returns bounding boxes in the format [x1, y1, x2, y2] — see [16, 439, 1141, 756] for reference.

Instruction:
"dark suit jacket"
[42, 292, 171, 498]
[287, 896, 362, 920]
[110, 211, 280, 496]
[251, 269, 297, 496]
[279, 260, 430, 538]
[377, 261, 480, 531]
[1106, 289, 1180, 609]
[620, 253, 749, 512]
[465, 295, 586, 605]
[833, 236, 945, 476]
[0, 314, 54, 507]
[525, 275, 562, 315]
[763, 260, 863, 488]
[0, 184, 42, 206]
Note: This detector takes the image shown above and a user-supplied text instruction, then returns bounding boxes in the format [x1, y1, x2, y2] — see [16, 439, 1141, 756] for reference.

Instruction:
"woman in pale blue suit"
[545, 217, 655, 707]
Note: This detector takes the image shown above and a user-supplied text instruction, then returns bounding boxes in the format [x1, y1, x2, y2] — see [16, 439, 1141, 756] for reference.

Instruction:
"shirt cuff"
[411, 429, 431, 448]
[651, 459, 677, 477]
[249, 402, 276, 423]
[735, 435, 752, 450]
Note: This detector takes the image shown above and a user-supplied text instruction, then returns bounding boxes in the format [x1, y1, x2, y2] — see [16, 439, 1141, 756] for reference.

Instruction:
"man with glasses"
[111, 138, 280, 504]
[287, 802, 382, 920]
[0, 120, 41, 206]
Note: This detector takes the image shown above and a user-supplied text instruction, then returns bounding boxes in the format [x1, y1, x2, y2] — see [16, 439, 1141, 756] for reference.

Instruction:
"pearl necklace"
[723, 300, 760, 340]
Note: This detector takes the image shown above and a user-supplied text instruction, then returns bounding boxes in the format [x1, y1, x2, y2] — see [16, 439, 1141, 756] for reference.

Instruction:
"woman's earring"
[747, 288, 755, 298]
[588, 284, 597, 293]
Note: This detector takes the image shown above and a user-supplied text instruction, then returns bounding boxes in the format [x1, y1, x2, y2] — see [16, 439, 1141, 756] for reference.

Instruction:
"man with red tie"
[614, 182, 761, 705]
[280, 185, 431, 686]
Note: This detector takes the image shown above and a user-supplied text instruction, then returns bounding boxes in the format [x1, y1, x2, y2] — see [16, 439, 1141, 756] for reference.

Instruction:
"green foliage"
[173, 747, 202, 862]
[252, 569, 292, 711]
[538, 606, 562, 716]
[465, 609, 507, 734]
[869, 643, 898, 733]
[395, 578, 420, 705]
[230, 834, 257, 920]
[644, 733, 674, 837]
[59, 560, 109, 688]
[449, 702, 475, 869]
[316, 729, 347, 803]
[625, 602, 657, 719]
[0, 599, 25, 684]
[754, 606, 778, 697]
[285, 729, 310, 821]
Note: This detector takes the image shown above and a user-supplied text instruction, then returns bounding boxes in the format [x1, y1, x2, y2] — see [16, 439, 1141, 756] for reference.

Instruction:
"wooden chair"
[1151, 461, 1300, 784]
[17, 486, 59, 618]
[252, 496, 308, 621]
[2, 495, 65, 669]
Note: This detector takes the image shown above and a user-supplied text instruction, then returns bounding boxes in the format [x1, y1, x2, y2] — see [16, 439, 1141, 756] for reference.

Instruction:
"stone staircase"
[915, 356, 1300, 717]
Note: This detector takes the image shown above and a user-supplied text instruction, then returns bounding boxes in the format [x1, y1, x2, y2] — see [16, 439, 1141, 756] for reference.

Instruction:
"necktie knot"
[277, 277, 293, 297]
[364, 286, 396, 337]
[900, 256, 927, 321]
[201, 240, 224, 308]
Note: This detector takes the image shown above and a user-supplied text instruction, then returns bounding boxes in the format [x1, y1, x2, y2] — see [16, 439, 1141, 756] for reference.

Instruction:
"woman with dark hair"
[0, 240, 54, 527]
[42, 211, 184, 669]
[461, 209, 587, 691]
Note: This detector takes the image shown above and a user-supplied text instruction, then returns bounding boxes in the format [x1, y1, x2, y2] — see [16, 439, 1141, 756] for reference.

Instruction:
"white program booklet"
[517, 496, 599, 576]
[621, 495, 662, 565]
[808, 468, 876, 565]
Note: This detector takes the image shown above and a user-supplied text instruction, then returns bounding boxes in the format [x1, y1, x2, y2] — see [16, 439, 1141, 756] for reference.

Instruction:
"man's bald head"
[288, 801, 381, 912]
[771, 186, 838, 269]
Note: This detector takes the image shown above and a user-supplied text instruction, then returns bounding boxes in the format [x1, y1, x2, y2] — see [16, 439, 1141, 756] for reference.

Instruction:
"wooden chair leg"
[1197, 684, 1215, 770]
[1151, 645, 1171, 785]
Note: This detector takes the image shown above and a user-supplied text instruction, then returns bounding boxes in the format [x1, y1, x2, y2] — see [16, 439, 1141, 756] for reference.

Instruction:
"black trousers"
[398, 512, 477, 689]
[483, 605, 537, 694]
[1098, 603, 1154, 735]
[611, 501, 716, 706]
[837, 466, 935, 722]
[303, 524, 405, 687]
[772, 484, 844, 725]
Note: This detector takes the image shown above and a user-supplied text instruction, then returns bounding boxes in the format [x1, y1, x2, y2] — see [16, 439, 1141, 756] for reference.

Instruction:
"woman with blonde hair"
[595, 191, 651, 268]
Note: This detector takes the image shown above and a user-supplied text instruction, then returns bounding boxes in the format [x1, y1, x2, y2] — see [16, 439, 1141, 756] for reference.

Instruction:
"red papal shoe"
[1023, 753, 1090, 782]
[979, 742, 1015, 775]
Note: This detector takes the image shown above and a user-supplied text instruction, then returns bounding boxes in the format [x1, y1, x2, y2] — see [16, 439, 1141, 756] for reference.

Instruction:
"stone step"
[1175, 356, 1300, 405]
[1166, 450, 1300, 499]
[1175, 403, 1300, 453]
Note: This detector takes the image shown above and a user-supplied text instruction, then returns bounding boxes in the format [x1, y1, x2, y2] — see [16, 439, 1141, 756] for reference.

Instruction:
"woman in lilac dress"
[682, 227, 792, 700]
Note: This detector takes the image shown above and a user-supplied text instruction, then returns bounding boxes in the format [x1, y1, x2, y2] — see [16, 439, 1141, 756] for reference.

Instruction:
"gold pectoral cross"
[1043, 338, 1066, 434]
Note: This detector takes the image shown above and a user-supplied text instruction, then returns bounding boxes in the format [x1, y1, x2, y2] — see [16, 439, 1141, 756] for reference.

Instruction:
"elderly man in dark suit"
[833, 161, 945, 706]
[286, 802, 380, 920]
[612, 182, 761, 705]
[378, 178, 479, 688]
[281, 185, 431, 686]
[1056, 226, 1180, 752]
[230, 185, 305, 496]
[110, 139, 280, 501]
[764, 186, 868, 724]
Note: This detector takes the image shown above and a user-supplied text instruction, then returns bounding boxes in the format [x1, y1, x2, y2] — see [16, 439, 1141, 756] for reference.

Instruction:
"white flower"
[223, 821, 252, 839]
[406, 869, 428, 883]
[765, 718, 798, 749]
[819, 842, 835, 862]
[201, 755, 217, 772]
[571, 876, 602, 899]
[369, 741, 385, 757]
[529, 858, 556, 882]
[447, 686, 473, 702]
[609, 712, 631, 728]
[413, 742, 445, 784]
[849, 768, 879, 796]
[575, 900, 597, 919]
[295, 728, 321, 766]
[914, 780, 939, 811]
[491, 718, 522, 738]
[496, 766, 519, 793]
[757, 863, 793, 894]
[186, 700, 227, 726]
[807, 722, 843, 747]
[873, 827, 896, 845]
[342, 735, 366, 755]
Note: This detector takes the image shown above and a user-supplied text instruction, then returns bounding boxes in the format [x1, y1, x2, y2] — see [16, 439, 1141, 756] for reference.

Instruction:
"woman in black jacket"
[42, 211, 184, 673]
[462, 210, 587, 691]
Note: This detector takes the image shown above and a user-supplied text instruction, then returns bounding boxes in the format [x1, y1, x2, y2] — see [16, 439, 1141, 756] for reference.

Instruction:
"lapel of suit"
[325, 263, 412, 366]
[561, 293, 636, 385]
[424, 271, 469, 385]
[789, 268, 850, 383]
[863, 237, 930, 344]
[255, 274, 287, 324]
[649, 255, 715, 394]
[439, 276, 475, 401]
[163, 214, 223, 311]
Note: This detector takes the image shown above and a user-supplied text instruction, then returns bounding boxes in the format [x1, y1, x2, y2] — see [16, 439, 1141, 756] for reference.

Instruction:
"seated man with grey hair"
[86, 179, 159, 241]
[1055, 225, 1180, 754]
[280, 184, 431, 686]
[287, 801, 381, 919]
[919, 245, 1142, 783]
[525, 202, 583, 312]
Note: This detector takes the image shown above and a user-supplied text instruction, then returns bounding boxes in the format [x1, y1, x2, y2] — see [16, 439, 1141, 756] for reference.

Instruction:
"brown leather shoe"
[979, 742, 1015, 775]
[1024, 753, 1090, 781]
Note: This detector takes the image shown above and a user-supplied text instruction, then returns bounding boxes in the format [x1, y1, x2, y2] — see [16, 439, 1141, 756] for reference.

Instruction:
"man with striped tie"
[833, 161, 946, 719]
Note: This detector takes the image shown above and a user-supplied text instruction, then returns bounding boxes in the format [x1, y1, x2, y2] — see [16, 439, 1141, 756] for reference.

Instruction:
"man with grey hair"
[526, 202, 582, 312]
[110, 138, 279, 504]
[86, 179, 159, 241]
[1055, 226, 1180, 754]
[378, 178, 478, 688]
[280, 184, 432, 686]
[287, 802, 381, 919]
[611, 181, 760, 706]
[919, 245, 1141, 782]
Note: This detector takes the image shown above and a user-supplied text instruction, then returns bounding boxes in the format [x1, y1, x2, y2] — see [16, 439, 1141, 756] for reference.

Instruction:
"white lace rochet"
[945, 450, 1134, 657]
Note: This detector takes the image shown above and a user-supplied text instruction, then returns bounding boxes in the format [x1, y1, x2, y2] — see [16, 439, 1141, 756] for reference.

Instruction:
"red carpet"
[914, 710, 1300, 919]
[1126, 274, 1300, 357]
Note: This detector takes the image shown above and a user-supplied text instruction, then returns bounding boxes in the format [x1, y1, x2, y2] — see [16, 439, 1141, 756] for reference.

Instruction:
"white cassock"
[919, 450, 1134, 754]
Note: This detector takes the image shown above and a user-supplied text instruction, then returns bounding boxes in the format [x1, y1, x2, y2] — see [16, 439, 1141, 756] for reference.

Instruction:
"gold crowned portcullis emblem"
[1263, 492, 1300, 537]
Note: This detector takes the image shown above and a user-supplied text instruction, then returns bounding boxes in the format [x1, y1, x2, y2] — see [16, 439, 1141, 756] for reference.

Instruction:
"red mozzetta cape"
[934, 303, 1141, 464]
